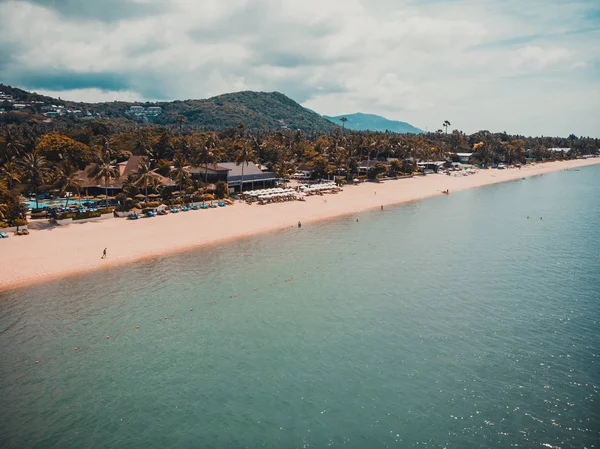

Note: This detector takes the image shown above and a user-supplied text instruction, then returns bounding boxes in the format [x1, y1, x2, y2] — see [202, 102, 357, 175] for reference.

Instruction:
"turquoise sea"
[1, 166, 599, 448]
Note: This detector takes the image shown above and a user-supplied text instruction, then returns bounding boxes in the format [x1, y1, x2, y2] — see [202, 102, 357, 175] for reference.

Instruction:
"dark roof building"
[77, 155, 175, 194]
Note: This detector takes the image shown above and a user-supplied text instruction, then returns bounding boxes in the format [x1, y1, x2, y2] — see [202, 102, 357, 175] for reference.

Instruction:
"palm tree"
[176, 115, 186, 132]
[234, 141, 256, 194]
[19, 150, 50, 209]
[443, 120, 451, 135]
[122, 174, 139, 199]
[196, 135, 218, 183]
[0, 127, 24, 163]
[170, 152, 189, 196]
[54, 163, 82, 208]
[87, 151, 119, 207]
[0, 161, 21, 190]
[340, 117, 348, 135]
[135, 160, 154, 198]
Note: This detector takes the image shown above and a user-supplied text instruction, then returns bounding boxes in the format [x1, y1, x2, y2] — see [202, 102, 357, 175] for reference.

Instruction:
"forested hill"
[0, 85, 336, 132]
[325, 113, 423, 134]
[157, 91, 336, 132]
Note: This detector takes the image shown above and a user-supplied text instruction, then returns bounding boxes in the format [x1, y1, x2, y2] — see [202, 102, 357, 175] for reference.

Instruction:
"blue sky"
[0, 0, 599, 136]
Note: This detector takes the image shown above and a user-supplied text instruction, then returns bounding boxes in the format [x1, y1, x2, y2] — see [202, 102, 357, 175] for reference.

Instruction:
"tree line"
[1, 120, 598, 226]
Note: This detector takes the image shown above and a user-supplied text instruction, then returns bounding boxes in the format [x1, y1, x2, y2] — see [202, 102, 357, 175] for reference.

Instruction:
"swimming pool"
[23, 198, 93, 209]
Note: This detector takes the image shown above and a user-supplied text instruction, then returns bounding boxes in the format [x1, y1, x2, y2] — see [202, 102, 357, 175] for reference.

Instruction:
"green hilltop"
[0, 84, 336, 132]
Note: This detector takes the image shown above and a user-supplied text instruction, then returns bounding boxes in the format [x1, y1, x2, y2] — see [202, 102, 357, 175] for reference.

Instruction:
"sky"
[0, 0, 599, 137]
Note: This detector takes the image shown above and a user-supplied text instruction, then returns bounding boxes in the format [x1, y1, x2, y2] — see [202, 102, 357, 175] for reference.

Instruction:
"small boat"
[157, 209, 168, 215]
[200, 203, 209, 210]
[145, 211, 156, 217]
[218, 201, 226, 207]
[181, 206, 189, 212]
[170, 208, 180, 213]
[127, 213, 139, 220]
[191, 204, 199, 210]
[209, 202, 217, 208]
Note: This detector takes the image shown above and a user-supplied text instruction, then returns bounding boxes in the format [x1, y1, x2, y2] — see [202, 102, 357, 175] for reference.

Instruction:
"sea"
[1, 165, 599, 449]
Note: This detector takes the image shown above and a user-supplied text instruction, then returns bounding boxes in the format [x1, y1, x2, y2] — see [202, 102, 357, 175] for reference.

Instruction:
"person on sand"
[102, 248, 107, 259]
[381, 205, 383, 211]
[298, 221, 302, 228]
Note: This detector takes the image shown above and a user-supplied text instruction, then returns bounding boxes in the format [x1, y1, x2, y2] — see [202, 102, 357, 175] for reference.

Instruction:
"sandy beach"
[1, 158, 598, 291]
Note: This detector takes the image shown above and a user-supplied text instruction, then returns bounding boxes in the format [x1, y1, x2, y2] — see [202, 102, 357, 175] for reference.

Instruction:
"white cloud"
[0, 0, 598, 136]
[511, 46, 573, 70]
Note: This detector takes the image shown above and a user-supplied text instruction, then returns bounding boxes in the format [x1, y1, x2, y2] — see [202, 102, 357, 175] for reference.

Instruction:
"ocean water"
[1, 166, 599, 449]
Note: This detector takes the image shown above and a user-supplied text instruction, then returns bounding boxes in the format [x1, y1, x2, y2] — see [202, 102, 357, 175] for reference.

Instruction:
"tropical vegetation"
[0, 84, 598, 227]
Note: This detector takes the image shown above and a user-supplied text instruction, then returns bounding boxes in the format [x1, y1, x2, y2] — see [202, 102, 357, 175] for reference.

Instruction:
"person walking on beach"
[102, 248, 107, 259]
[298, 221, 302, 229]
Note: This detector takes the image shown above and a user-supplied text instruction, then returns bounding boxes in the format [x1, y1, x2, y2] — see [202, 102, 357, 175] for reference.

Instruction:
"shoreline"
[1, 158, 599, 292]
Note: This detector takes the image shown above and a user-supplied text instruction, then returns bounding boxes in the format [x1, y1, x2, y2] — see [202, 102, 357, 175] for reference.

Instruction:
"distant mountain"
[0, 84, 336, 132]
[324, 113, 423, 134]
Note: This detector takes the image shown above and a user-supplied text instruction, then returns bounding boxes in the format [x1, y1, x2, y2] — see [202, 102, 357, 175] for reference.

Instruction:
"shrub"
[0, 222, 8, 228]
[57, 212, 75, 220]
[199, 193, 215, 201]
[139, 201, 160, 209]
[30, 211, 47, 219]
[73, 210, 101, 220]
[215, 181, 228, 199]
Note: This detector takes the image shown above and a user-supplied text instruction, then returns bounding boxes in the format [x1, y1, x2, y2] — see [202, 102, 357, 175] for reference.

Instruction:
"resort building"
[76, 155, 175, 196]
[358, 160, 382, 175]
[186, 162, 277, 193]
[455, 152, 473, 163]
[186, 165, 230, 184]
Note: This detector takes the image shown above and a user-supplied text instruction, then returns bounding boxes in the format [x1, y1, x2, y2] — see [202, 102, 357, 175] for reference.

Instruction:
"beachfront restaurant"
[186, 162, 277, 193]
[219, 162, 277, 193]
[417, 161, 445, 173]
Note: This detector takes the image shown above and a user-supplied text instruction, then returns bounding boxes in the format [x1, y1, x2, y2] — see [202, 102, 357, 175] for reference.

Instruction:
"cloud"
[21, 0, 165, 22]
[0, 0, 598, 136]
